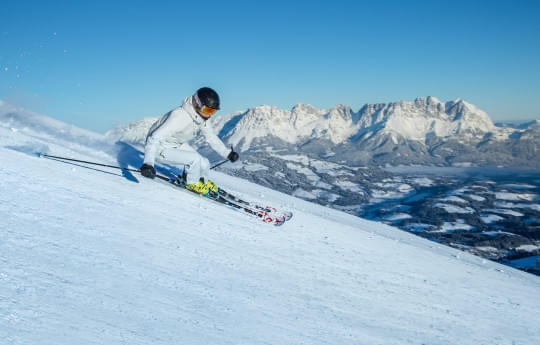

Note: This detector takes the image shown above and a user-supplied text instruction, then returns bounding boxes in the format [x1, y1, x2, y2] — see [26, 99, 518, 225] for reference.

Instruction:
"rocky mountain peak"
[291, 103, 321, 115]
[327, 104, 354, 121]
[413, 96, 445, 115]
[444, 99, 495, 132]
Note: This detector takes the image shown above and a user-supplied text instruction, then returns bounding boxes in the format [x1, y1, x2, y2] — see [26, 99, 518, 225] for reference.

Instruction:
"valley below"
[361, 167, 540, 275]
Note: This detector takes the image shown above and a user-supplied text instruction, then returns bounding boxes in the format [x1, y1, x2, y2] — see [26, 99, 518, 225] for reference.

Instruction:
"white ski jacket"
[143, 96, 230, 166]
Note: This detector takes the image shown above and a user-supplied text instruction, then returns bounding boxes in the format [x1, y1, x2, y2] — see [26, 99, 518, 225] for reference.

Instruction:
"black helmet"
[195, 87, 220, 110]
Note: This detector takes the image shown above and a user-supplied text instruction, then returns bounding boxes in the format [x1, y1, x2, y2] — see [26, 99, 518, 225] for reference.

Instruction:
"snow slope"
[1, 103, 540, 345]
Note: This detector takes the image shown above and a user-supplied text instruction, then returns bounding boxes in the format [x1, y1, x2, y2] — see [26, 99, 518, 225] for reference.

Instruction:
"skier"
[139, 87, 239, 194]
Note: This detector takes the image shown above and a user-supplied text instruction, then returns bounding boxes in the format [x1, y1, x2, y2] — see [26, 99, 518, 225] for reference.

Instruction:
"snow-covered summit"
[218, 102, 359, 150]
[356, 97, 497, 141]
[0, 100, 108, 151]
[211, 96, 502, 150]
[225, 105, 294, 149]
[105, 116, 158, 145]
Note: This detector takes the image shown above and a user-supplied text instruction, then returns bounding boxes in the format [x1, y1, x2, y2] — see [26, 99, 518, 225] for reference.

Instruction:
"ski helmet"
[195, 87, 220, 110]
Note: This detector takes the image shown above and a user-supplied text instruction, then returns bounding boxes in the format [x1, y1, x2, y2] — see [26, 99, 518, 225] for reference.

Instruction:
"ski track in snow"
[1, 108, 540, 345]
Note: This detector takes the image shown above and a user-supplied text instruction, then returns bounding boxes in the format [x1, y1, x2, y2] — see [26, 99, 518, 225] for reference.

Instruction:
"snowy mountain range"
[2, 100, 540, 345]
[108, 96, 540, 168]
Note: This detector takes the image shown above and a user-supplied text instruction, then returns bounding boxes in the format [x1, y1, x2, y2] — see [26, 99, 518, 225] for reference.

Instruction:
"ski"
[167, 178, 288, 226]
[217, 187, 293, 222]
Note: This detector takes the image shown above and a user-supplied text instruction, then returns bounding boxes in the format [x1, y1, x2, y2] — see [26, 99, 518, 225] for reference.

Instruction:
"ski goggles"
[199, 104, 218, 117]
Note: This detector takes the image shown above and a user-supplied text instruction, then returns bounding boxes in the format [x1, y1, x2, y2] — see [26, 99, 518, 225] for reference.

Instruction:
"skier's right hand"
[140, 164, 156, 179]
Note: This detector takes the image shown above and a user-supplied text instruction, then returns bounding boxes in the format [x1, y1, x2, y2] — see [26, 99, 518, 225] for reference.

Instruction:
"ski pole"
[38, 153, 170, 181]
[39, 153, 141, 172]
[210, 145, 235, 170]
[210, 159, 230, 170]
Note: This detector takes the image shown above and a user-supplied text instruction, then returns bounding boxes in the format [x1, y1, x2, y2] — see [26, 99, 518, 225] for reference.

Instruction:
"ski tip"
[272, 215, 287, 226]
[284, 212, 293, 221]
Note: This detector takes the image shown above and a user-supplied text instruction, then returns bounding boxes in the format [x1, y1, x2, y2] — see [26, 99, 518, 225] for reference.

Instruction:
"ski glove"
[227, 150, 239, 163]
[140, 164, 156, 179]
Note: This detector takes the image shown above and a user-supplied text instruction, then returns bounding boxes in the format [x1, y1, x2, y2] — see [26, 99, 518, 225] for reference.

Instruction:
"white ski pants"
[155, 143, 210, 184]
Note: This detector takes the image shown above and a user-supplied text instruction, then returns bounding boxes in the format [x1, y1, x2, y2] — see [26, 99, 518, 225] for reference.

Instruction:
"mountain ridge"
[106, 96, 539, 168]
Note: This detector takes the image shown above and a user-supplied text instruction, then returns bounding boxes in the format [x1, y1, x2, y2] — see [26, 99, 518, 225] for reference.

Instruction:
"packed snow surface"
[1, 102, 540, 345]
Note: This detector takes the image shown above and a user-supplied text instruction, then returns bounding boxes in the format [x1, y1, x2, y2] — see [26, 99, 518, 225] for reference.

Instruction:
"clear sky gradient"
[1, 0, 539, 132]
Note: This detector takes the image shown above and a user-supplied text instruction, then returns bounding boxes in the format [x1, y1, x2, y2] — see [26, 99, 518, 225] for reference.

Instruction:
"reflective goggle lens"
[200, 105, 217, 116]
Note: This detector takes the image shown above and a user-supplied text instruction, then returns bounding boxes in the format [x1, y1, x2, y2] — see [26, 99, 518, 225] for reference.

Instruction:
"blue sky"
[1, 0, 539, 132]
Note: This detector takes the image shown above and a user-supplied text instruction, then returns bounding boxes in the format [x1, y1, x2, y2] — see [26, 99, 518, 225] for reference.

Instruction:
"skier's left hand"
[227, 150, 239, 162]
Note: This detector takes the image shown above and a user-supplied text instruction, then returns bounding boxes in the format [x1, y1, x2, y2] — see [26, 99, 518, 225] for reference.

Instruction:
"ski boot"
[185, 177, 219, 196]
